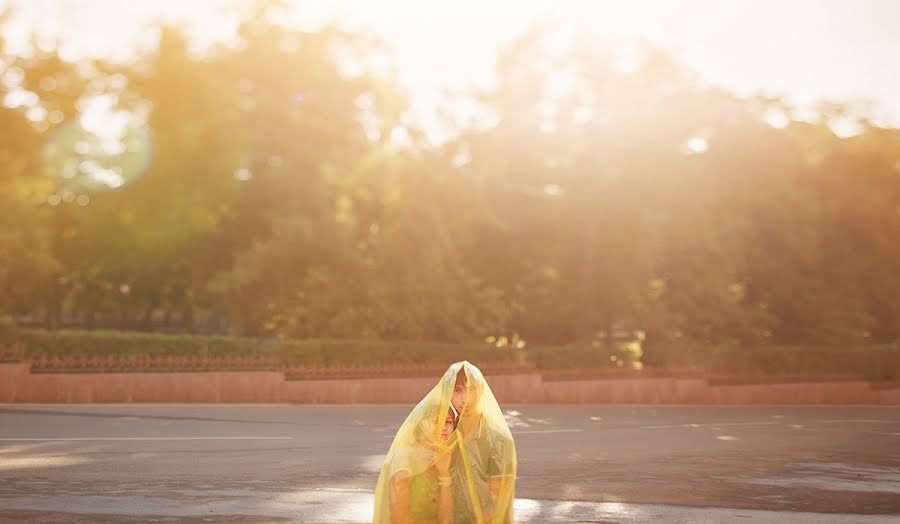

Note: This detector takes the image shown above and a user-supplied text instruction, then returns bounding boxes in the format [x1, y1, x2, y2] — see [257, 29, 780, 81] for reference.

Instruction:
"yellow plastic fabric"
[373, 361, 517, 523]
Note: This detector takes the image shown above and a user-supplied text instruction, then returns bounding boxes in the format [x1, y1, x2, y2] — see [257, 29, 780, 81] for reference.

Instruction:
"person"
[373, 360, 517, 524]
[382, 406, 458, 523]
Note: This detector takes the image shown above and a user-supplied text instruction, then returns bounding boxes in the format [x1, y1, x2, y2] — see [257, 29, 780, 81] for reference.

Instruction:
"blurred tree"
[206, 3, 406, 336]
[0, 27, 92, 329]
[0, 71, 59, 322]
[2, 9, 898, 351]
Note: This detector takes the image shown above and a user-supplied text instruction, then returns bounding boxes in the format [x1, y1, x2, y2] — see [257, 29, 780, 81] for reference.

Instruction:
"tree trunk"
[85, 308, 96, 331]
[45, 277, 61, 331]
[140, 301, 158, 331]
[183, 302, 196, 334]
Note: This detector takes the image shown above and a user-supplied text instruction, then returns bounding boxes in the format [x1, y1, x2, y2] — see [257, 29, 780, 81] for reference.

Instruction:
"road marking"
[513, 429, 584, 435]
[384, 428, 585, 438]
[817, 420, 900, 424]
[640, 421, 778, 430]
[0, 436, 294, 441]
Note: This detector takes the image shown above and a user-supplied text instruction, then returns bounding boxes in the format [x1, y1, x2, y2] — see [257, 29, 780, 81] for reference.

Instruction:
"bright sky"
[3, 0, 900, 132]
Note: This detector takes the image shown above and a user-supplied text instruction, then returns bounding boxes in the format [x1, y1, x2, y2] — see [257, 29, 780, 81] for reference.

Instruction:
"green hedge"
[0, 329, 546, 368]
[643, 340, 899, 380]
[276, 338, 530, 367]
[705, 345, 900, 381]
[2, 329, 272, 358]
[2, 329, 896, 378]
[527, 345, 635, 370]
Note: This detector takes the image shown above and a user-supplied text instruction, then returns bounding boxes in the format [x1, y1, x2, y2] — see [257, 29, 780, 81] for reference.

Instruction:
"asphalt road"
[0, 404, 898, 523]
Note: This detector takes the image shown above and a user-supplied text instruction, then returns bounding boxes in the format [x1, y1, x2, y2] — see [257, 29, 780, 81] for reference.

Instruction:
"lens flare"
[42, 117, 152, 195]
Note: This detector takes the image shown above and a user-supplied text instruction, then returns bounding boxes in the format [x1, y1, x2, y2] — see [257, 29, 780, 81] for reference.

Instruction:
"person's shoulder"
[485, 422, 514, 442]
[388, 448, 414, 475]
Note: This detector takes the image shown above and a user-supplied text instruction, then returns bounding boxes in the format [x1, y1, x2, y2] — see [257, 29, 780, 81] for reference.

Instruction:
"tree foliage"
[2, 11, 898, 352]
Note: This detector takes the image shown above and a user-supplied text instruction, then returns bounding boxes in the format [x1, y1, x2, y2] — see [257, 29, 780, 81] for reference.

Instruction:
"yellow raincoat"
[373, 361, 517, 523]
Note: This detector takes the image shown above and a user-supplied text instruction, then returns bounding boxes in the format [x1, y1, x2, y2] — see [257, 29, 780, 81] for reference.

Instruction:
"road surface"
[1, 404, 898, 522]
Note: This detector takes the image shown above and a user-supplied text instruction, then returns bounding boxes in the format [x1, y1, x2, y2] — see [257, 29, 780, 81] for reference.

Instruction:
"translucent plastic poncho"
[373, 361, 517, 523]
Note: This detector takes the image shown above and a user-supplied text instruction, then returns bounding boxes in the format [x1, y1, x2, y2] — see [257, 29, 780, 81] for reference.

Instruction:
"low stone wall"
[1, 362, 898, 404]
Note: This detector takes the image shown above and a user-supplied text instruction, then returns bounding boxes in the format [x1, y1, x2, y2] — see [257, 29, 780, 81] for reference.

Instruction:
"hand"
[434, 450, 452, 477]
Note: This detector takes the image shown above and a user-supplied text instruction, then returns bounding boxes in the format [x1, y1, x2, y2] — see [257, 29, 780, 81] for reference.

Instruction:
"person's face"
[441, 407, 457, 440]
[451, 371, 467, 415]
